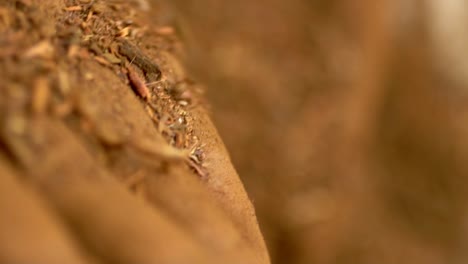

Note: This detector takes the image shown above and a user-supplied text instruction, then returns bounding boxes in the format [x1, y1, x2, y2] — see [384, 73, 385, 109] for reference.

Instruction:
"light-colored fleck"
[24, 40, 54, 59]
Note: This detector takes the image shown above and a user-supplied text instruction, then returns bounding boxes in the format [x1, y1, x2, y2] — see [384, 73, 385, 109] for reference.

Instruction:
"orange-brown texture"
[162, 0, 468, 263]
[0, 0, 269, 263]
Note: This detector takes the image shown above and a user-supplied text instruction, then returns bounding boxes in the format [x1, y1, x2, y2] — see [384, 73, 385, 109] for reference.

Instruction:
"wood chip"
[64, 6, 83, 11]
[24, 40, 54, 59]
[94, 56, 111, 66]
[86, 11, 93, 21]
[155, 26, 175, 35]
[178, 100, 188, 106]
[67, 44, 80, 58]
[32, 77, 50, 114]
[132, 137, 188, 161]
[57, 70, 71, 96]
[118, 27, 131, 38]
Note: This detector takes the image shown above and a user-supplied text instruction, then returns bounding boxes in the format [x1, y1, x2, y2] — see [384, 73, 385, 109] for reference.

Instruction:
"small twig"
[119, 40, 161, 82]
[187, 158, 208, 179]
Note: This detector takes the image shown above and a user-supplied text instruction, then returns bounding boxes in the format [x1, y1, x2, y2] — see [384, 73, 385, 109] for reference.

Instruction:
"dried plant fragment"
[64, 6, 83, 12]
[131, 137, 189, 161]
[32, 77, 50, 115]
[57, 70, 71, 97]
[24, 40, 54, 59]
[155, 26, 175, 36]
[94, 56, 111, 66]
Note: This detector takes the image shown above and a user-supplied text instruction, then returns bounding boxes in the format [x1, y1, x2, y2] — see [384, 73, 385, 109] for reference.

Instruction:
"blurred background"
[152, 0, 468, 263]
